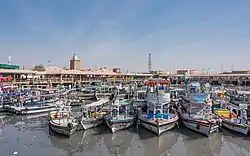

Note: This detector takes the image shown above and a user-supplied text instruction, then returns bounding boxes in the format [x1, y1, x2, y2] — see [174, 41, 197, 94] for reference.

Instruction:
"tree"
[33, 64, 45, 71]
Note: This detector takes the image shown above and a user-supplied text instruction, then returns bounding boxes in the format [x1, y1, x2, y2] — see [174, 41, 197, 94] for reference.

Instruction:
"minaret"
[70, 53, 81, 70]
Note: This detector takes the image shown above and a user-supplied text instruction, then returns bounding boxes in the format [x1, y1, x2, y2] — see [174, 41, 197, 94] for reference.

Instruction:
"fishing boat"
[78, 98, 109, 130]
[49, 105, 78, 137]
[178, 93, 221, 136]
[210, 87, 226, 109]
[214, 90, 250, 135]
[0, 96, 6, 112]
[214, 109, 249, 135]
[138, 78, 178, 135]
[6, 95, 60, 115]
[169, 88, 186, 103]
[104, 99, 135, 133]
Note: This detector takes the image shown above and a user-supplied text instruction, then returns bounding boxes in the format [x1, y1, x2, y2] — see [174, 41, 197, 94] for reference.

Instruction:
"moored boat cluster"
[1, 79, 250, 138]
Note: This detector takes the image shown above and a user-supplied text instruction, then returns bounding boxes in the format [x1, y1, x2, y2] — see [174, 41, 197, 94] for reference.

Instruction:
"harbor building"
[0, 54, 153, 87]
[176, 69, 200, 75]
[0, 54, 250, 86]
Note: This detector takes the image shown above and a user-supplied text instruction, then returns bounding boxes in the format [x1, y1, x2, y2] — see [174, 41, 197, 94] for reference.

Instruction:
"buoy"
[13, 151, 18, 155]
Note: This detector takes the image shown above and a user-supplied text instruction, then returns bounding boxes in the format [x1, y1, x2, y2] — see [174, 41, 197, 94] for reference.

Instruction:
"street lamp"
[48, 61, 52, 67]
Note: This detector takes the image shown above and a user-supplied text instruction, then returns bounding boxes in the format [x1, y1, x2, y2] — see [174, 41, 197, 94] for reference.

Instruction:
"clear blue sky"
[0, 0, 250, 72]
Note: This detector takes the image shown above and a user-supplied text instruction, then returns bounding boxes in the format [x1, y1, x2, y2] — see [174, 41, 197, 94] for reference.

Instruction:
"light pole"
[48, 60, 51, 67]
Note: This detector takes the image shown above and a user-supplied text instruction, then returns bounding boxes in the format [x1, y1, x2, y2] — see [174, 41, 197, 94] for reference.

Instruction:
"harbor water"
[1, 112, 250, 156]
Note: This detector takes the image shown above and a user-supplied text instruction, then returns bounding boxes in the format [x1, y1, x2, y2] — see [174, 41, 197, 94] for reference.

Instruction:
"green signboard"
[0, 64, 19, 69]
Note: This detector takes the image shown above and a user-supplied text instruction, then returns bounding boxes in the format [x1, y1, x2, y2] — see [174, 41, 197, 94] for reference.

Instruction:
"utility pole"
[148, 53, 152, 73]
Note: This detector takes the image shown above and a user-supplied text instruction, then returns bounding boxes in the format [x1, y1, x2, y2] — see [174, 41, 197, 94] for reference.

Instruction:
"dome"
[71, 54, 79, 60]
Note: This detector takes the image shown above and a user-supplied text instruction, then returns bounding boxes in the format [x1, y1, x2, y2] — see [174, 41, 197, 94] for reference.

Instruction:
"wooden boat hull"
[180, 117, 220, 136]
[0, 105, 7, 112]
[104, 117, 135, 133]
[49, 120, 78, 137]
[221, 119, 249, 135]
[138, 115, 178, 135]
[12, 105, 56, 115]
[214, 110, 249, 135]
[78, 117, 104, 130]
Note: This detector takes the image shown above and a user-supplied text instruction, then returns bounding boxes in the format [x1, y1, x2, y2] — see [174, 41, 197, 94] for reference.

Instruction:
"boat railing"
[147, 113, 169, 119]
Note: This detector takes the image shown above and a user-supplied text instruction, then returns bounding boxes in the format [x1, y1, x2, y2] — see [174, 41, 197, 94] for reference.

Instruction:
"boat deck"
[86, 99, 109, 108]
[112, 115, 134, 120]
[50, 118, 76, 126]
[140, 114, 178, 125]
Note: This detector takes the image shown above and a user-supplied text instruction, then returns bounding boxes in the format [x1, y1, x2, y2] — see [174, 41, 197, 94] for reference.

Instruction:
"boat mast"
[156, 85, 159, 105]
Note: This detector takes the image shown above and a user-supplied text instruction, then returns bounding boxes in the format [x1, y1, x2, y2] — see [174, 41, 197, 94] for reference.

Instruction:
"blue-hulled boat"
[104, 99, 135, 133]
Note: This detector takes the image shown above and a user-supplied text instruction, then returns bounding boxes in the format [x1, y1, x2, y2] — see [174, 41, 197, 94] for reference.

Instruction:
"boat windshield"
[111, 109, 118, 117]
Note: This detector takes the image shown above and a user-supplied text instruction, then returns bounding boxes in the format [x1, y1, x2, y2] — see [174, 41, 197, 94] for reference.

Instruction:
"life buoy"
[67, 123, 73, 130]
[196, 122, 200, 130]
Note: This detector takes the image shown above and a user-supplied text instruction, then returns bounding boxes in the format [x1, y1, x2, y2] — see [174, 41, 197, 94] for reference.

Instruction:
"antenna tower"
[148, 53, 152, 73]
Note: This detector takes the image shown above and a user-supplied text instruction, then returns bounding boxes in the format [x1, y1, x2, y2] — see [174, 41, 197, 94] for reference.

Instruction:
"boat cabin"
[110, 99, 133, 117]
[227, 92, 250, 122]
[225, 103, 250, 124]
[187, 82, 200, 93]
[147, 102, 172, 120]
[169, 88, 186, 99]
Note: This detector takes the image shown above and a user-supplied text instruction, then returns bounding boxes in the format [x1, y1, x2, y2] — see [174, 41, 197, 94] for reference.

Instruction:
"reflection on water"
[0, 114, 250, 156]
[137, 127, 180, 156]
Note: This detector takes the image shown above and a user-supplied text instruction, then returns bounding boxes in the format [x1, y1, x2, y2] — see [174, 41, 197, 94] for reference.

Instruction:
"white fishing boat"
[49, 105, 78, 137]
[214, 91, 250, 135]
[78, 98, 109, 130]
[179, 93, 221, 136]
[138, 78, 178, 136]
[104, 99, 135, 133]
[8, 97, 60, 115]
[0, 96, 6, 112]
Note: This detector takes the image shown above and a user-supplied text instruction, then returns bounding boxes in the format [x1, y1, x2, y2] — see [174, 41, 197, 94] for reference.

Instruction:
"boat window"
[163, 104, 169, 113]
[111, 109, 118, 117]
[156, 110, 161, 114]
[246, 110, 250, 118]
[155, 106, 161, 110]
[238, 110, 241, 117]
[232, 109, 237, 115]
[148, 106, 154, 114]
